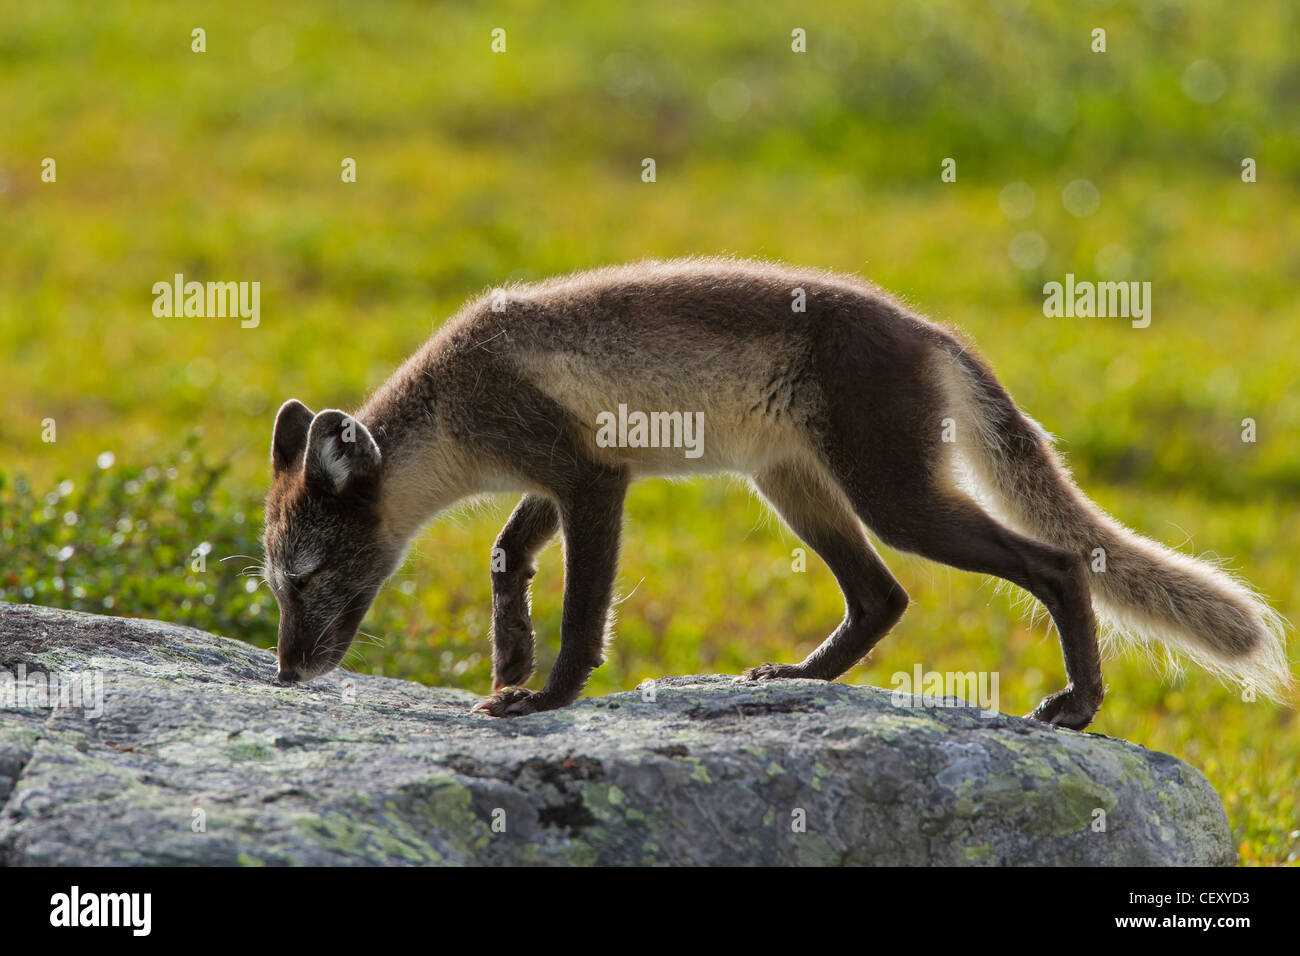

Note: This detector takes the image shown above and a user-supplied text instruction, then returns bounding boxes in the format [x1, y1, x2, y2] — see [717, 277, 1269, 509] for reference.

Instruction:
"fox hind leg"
[846, 480, 1103, 729]
[811, 359, 1105, 729]
[740, 462, 909, 683]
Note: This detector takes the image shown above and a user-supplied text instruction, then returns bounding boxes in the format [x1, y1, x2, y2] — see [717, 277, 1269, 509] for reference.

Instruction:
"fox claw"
[1026, 685, 1101, 731]
[736, 662, 806, 683]
[473, 686, 544, 718]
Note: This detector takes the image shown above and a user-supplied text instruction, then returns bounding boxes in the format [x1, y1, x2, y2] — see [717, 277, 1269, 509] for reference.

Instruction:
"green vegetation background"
[2, 1, 1297, 863]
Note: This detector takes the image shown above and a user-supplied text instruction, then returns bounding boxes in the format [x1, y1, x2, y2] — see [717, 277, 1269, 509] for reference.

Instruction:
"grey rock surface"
[0, 602, 1234, 865]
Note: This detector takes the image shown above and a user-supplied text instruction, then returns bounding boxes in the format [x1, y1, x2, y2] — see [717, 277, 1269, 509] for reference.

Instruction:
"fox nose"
[277, 668, 300, 683]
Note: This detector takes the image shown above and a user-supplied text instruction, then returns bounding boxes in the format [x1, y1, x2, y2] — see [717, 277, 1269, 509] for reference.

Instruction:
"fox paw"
[735, 662, 807, 683]
[1026, 685, 1101, 731]
[472, 686, 545, 718]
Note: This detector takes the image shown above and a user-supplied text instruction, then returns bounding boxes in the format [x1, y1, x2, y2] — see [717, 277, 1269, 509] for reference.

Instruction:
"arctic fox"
[261, 258, 1290, 727]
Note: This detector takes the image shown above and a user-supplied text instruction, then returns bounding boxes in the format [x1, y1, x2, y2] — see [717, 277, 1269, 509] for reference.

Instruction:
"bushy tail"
[938, 340, 1291, 701]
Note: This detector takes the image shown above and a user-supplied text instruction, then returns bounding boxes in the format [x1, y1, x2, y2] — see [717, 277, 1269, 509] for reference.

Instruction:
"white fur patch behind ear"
[305, 409, 382, 493]
[319, 435, 351, 492]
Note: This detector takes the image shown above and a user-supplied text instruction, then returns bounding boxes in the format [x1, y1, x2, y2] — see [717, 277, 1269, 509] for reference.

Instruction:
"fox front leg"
[476, 469, 628, 717]
[488, 494, 560, 691]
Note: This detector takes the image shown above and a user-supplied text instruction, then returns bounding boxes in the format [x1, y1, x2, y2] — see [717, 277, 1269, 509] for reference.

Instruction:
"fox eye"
[287, 569, 318, 592]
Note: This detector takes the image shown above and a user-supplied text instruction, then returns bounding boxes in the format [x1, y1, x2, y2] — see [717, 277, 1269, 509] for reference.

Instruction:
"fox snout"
[274, 653, 342, 684]
[275, 638, 346, 684]
[274, 588, 377, 684]
[275, 622, 347, 684]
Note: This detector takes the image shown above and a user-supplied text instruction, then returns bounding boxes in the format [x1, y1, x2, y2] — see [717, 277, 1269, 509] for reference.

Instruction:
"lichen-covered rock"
[0, 603, 1234, 865]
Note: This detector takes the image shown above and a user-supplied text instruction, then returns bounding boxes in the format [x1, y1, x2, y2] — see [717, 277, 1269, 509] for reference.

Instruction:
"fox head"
[262, 399, 397, 684]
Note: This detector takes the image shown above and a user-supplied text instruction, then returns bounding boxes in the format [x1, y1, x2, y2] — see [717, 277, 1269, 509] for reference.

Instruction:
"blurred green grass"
[1, 0, 1297, 863]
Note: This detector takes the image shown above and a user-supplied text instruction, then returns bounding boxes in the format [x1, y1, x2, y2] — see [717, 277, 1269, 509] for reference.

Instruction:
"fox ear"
[303, 409, 382, 495]
[271, 400, 315, 474]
